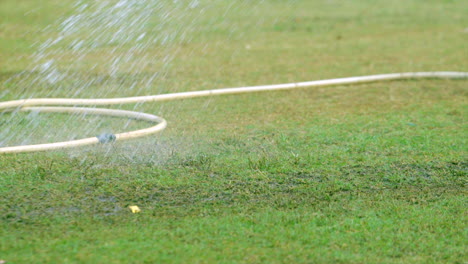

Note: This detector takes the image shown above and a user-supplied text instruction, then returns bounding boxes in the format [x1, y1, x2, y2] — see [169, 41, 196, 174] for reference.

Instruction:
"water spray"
[0, 71, 467, 154]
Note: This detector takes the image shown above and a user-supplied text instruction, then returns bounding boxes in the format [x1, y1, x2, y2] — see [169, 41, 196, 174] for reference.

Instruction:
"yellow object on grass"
[129, 205, 141, 213]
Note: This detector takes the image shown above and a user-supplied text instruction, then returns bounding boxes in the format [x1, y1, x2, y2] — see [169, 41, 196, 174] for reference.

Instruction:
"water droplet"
[136, 33, 146, 41]
[40, 60, 54, 72]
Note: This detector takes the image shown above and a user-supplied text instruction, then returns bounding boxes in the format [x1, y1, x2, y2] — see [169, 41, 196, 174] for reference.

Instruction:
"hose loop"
[1, 71, 466, 154]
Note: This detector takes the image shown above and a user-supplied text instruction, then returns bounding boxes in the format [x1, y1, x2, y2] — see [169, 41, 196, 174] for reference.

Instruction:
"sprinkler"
[97, 133, 117, 144]
[0, 71, 467, 154]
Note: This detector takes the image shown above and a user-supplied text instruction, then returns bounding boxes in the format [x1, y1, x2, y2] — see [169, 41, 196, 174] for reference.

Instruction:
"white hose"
[0, 71, 467, 154]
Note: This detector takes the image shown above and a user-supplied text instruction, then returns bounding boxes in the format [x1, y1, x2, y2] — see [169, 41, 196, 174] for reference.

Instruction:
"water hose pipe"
[0, 71, 467, 154]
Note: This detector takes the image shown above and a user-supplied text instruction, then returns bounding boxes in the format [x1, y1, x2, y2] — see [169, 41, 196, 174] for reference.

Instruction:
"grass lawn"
[0, 0, 467, 263]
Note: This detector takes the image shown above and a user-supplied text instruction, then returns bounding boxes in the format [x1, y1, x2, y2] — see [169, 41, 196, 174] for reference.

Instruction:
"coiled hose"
[0, 71, 467, 154]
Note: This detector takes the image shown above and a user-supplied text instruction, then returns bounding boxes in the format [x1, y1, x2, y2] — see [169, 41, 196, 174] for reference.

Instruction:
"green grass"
[1, 0, 467, 263]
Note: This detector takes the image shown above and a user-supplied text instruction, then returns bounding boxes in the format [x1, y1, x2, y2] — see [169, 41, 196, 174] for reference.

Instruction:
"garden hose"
[0, 71, 467, 154]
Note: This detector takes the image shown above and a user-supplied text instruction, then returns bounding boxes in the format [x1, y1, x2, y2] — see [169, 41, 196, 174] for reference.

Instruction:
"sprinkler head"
[97, 133, 116, 144]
